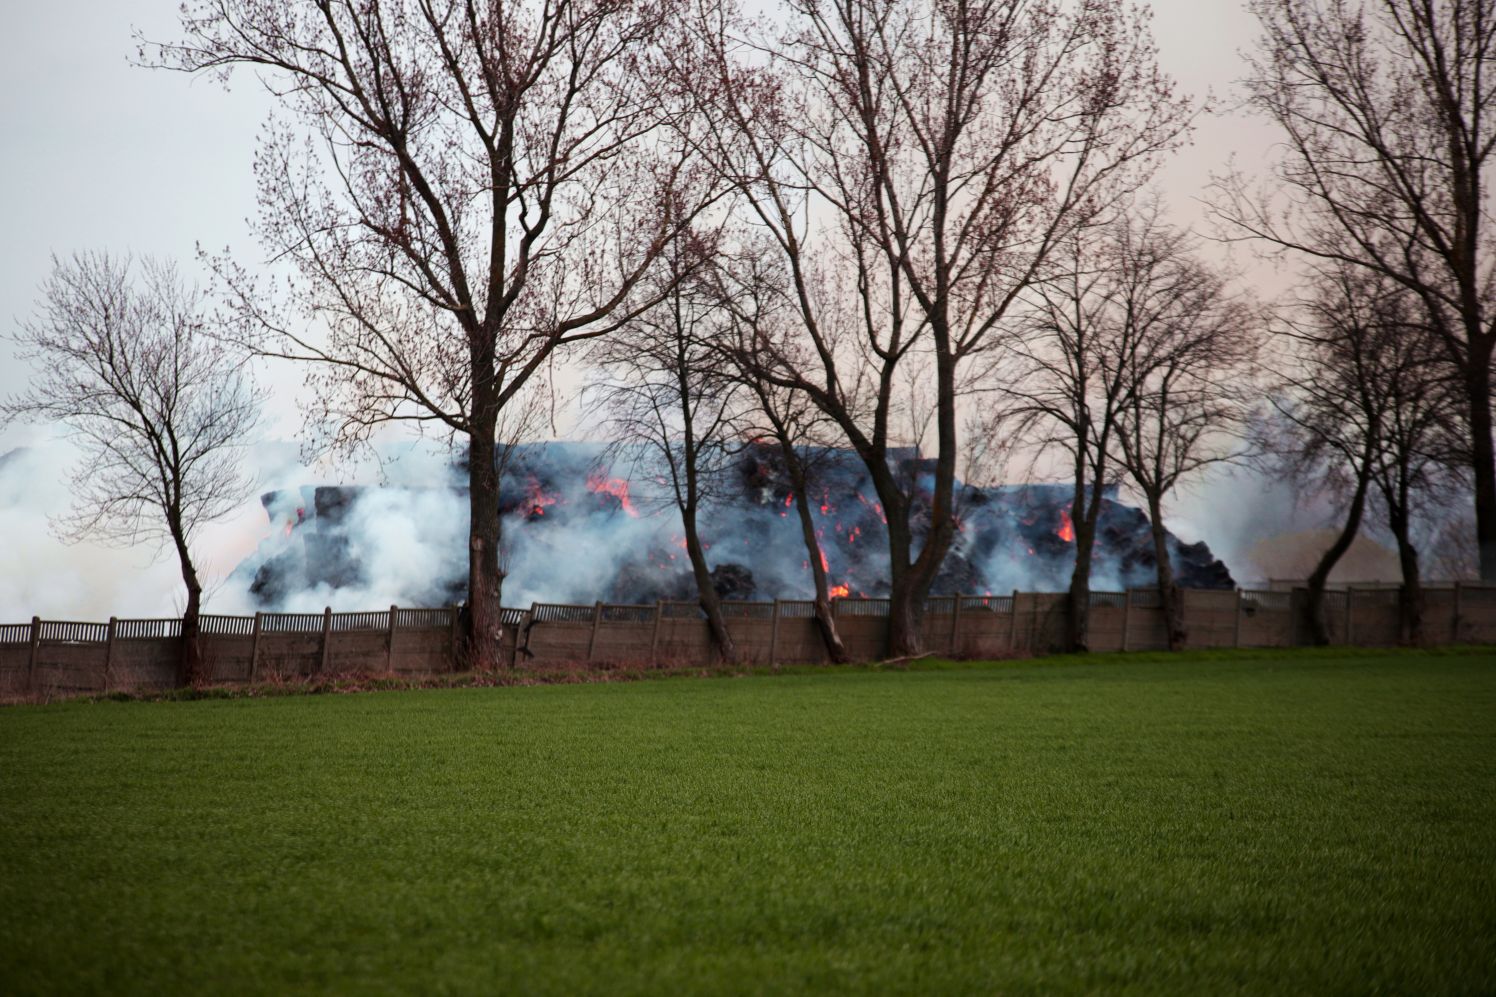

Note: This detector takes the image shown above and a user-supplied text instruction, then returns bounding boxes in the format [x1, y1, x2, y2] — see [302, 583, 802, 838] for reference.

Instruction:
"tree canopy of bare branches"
[994, 206, 1256, 651]
[1268, 264, 1461, 643]
[682, 0, 1193, 655]
[148, 0, 722, 667]
[588, 248, 741, 659]
[1217, 0, 1496, 580]
[1, 253, 261, 682]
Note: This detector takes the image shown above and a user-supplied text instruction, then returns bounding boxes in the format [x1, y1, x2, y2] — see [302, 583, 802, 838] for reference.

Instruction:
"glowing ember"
[1056, 508, 1075, 542]
[829, 583, 850, 598]
[586, 473, 638, 517]
[525, 478, 559, 518]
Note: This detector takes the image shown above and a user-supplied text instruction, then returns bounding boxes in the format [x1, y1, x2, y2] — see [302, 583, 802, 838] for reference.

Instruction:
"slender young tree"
[1110, 213, 1260, 650]
[1218, 0, 1496, 580]
[149, 0, 719, 668]
[589, 245, 741, 661]
[682, 0, 1192, 654]
[2, 253, 261, 684]
[1267, 264, 1455, 643]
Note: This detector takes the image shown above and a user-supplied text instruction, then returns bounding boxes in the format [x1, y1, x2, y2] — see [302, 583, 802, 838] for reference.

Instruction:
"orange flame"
[1056, 508, 1075, 542]
[829, 583, 850, 598]
[586, 473, 638, 517]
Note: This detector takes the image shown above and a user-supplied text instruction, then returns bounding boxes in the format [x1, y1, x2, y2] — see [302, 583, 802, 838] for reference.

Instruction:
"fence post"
[1121, 590, 1132, 653]
[949, 596, 961, 656]
[320, 607, 333, 674]
[1008, 590, 1020, 652]
[650, 601, 663, 663]
[386, 605, 397, 673]
[769, 599, 782, 666]
[450, 605, 461, 672]
[104, 617, 117, 692]
[249, 612, 263, 683]
[27, 616, 40, 694]
[1233, 589, 1243, 648]
[1453, 581, 1463, 642]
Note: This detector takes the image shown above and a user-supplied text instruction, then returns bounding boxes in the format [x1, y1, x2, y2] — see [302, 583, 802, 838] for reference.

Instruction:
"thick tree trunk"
[779, 444, 849, 663]
[1145, 492, 1183, 652]
[1305, 461, 1372, 645]
[180, 581, 202, 687]
[1465, 353, 1496, 581]
[1388, 505, 1424, 645]
[170, 524, 204, 687]
[1067, 525, 1093, 653]
[466, 424, 504, 672]
[1067, 479, 1107, 653]
[681, 504, 734, 661]
[883, 505, 937, 658]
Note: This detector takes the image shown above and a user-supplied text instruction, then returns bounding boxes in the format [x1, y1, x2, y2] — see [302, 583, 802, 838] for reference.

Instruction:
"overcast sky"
[0, 1, 1294, 615]
[0, 0, 1275, 445]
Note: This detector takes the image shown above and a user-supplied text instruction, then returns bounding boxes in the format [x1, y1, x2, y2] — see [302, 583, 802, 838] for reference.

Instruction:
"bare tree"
[711, 252, 852, 661]
[996, 222, 1149, 651]
[148, 0, 719, 668]
[589, 245, 741, 660]
[1267, 264, 1457, 643]
[682, 0, 1192, 655]
[1217, 0, 1496, 580]
[1111, 213, 1261, 650]
[2, 253, 260, 684]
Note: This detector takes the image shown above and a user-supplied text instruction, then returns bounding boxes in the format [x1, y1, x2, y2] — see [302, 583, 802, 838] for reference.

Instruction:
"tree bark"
[466, 423, 504, 672]
[1305, 460, 1373, 645]
[681, 503, 734, 661]
[1465, 350, 1496, 581]
[1145, 491, 1184, 652]
[779, 444, 849, 664]
[1387, 505, 1425, 646]
[170, 522, 204, 687]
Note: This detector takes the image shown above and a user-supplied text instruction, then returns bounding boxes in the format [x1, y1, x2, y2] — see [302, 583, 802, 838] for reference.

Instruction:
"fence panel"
[0, 623, 33, 645]
[260, 613, 326, 634]
[38, 621, 109, 643]
[200, 615, 253, 637]
[116, 618, 183, 640]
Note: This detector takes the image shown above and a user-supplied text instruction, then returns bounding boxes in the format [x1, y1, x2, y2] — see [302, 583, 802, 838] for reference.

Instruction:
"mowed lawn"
[2, 651, 1494, 994]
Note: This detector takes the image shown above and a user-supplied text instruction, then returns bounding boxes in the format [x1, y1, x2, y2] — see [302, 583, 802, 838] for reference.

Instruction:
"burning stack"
[234, 442, 1233, 610]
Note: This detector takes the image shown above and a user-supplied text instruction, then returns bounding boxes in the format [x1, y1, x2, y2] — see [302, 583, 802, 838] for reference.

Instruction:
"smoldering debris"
[229, 442, 1234, 611]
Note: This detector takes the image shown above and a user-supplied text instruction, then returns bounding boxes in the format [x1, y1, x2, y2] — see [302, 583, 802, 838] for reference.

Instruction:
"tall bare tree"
[997, 222, 1148, 651]
[149, 0, 719, 668]
[589, 244, 741, 660]
[1111, 213, 1261, 650]
[2, 253, 261, 684]
[682, 0, 1192, 655]
[1217, 0, 1496, 580]
[1268, 264, 1457, 643]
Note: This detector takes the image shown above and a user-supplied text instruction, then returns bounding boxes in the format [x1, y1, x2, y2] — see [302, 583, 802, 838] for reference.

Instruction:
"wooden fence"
[1, 584, 1491, 699]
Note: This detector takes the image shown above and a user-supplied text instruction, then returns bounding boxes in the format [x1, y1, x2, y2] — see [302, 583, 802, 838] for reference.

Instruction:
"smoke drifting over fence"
[233, 443, 1234, 612]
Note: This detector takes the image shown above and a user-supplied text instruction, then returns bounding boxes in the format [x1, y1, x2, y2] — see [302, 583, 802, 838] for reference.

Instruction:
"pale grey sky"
[0, 0, 1276, 448]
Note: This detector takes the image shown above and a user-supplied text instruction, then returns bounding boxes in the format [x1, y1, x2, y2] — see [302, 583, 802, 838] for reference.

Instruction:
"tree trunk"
[170, 523, 204, 687]
[883, 506, 934, 657]
[466, 424, 504, 672]
[180, 580, 203, 687]
[1305, 460, 1372, 645]
[779, 443, 849, 663]
[1388, 505, 1425, 645]
[1067, 526, 1093, 653]
[682, 504, 734, 661]
[1465, 351, 1496, 581]
[1145, 491, 1184, 651]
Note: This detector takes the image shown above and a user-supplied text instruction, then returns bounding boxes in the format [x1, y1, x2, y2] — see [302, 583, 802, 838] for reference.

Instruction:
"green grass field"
[2, 649, 1494, 994]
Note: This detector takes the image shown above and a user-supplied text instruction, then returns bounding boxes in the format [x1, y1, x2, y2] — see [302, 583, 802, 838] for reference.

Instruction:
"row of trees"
[3, 0, 1489, 672]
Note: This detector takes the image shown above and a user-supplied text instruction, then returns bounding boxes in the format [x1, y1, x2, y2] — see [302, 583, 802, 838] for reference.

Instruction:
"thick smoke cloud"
[230, 443, 1237, 612]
